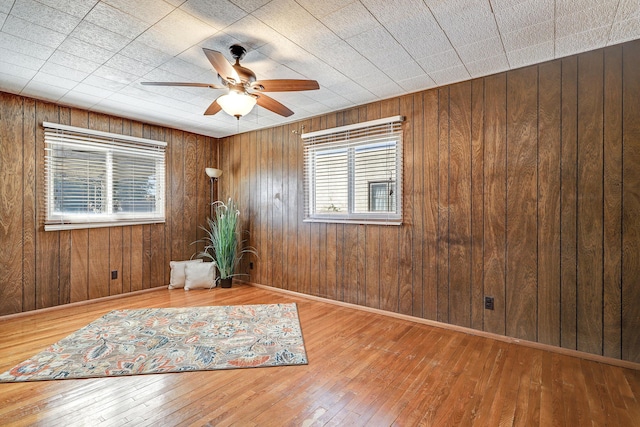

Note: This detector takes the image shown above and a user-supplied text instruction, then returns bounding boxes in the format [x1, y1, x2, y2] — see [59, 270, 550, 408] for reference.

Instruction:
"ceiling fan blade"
[251, 79, 320, 92]
[141, 81, 225, 89]
[203, 48, 240, 84]
[255, 94, 294, 117]
[204, 99, 222, 116]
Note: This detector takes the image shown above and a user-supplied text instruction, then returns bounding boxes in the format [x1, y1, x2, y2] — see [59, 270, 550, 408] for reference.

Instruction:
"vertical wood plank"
[603, 45, 623, 359]
[183, 132, 198, 258]
[272, 127, 285, 290]
[506, 66, 538, 342]
[437, 87, 450, 322]
[22, 97, 36, 312]
[171, 130, 185, 261]
[560, 55, 579, 350]
[411, 92, 425, 318]
[88, 227, 110, 299]
[483, 73, 507, 335]
[130, 225, 143, 292]
[423, 89, 439, 321]
[0, 93, 24, 315]
[622, 40, 640, 362]
[470, 78, 485, 331]
[537, 60, 562, 346]
[399, 94, 414, 316]
[448, 81, 473, 327]
[577, 50, 604, 355]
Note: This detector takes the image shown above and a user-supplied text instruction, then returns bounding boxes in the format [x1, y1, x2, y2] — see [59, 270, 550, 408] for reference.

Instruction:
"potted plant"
[195, 198, 255, 288]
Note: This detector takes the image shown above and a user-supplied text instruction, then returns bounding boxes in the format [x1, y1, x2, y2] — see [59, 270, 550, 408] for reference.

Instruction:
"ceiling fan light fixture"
[217, 90, 257, 119]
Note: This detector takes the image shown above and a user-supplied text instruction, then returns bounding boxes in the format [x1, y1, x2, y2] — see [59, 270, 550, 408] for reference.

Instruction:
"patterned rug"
[0, 303, 307, 382]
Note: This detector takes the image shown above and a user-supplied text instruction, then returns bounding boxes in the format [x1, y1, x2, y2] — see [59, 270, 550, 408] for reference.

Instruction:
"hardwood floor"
[1, 284, 639, 426]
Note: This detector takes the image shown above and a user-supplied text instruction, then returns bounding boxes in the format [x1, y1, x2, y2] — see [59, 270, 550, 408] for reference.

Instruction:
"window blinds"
[43, 122, 166, 231]
[302, 115, 404, 225]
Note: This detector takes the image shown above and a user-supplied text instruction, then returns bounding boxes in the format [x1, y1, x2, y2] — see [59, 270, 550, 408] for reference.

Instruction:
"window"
[303, 115, 403, 225]
[44, 122, 166, 231]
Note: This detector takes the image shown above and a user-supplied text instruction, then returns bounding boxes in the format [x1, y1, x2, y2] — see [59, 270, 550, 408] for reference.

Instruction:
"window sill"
[44, 219, 165, 231]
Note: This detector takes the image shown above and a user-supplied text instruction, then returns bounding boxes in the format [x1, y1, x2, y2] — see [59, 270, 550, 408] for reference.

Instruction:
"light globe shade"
[217, 91, 257, 118]
[205, 167, 222, 178]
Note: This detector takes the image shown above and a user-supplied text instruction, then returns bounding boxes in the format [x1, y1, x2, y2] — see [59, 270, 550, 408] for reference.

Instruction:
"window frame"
[302, 116, 404, 225]
[43, 122, 166, 231]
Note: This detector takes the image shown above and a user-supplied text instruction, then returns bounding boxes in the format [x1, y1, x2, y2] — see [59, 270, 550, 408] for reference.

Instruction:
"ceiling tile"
[21, 80, 68, 101]
[103, 54, 156, 77]
[49, 50, 102, 73]
[320, 1, 378, 39]
[35, 0, 99, 18]
[397, 74, 436, 92]
[11, 0, 82, 34]
[616, 0, 640, 20]
[428, 64, 471, 86]
[73, 82, 116, 99]
[494, 0, 553, 33]
[222, 14, 281, 50]
[427, 0, 499, 46]
[382, 61, 427, 81]
[506, 41, 553, 67]
[347, 26, 414, 70]
[556, 0, 616, 16]
[252, 0, 341, 51]
[104, 0, 175, 25]
[2, 15, 67, 49]
[0, 60, 38, 80]
[0, 72, 30, 93]
[314, 41, 375, 80]
[229, 0, 270, 13]
[0, 47, 46, 70]
[416, 50, 463, 73]
[556, 4, 617, 38]
[82, 74, 130, 92]
[502, 20, 553, 52]
[137, 9, 218, 55]
[32, 71, 79, 90]
[40, 62, 90, 81]
[93, 65, 140, 86]
[119, 41, 175, 67]
[0, 0, 12, 13]
[556, 26, 609, 57]
[466, 53, 509, 77]
[84, 2, 150, 39]
[180, 0, 247, 30]
[58, 91, 103, 109]
[0, 32, 56, 60]
[609, 17, 640, 44]
[457, 36, 504, 63]
[70, 21, 132, 53]
[296, 0, 353, 19]
[159, 57, 211, 81]
[0, 12, 6, 27]
[58, 37, 116, 64]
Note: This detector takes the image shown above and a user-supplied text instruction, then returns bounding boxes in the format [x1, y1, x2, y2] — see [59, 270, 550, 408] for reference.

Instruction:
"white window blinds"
[302, 115, 404, 225]
[43, 122, 166, 231]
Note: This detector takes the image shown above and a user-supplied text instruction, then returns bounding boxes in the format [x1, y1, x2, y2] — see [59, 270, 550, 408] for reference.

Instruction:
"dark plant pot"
[219, 278, 232, 288]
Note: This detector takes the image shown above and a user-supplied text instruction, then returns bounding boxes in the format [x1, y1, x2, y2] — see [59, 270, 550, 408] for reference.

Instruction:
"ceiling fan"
[141, 45, 320, 119]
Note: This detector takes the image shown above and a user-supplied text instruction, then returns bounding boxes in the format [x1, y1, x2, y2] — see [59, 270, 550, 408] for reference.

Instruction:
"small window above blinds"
[43, 122, 166, 231]
[302, 115, 404, 225]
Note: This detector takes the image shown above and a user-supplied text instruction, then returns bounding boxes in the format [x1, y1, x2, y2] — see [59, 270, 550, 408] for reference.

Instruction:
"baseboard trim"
[241, 280, 640, 371]
[0, 286, 167, 321]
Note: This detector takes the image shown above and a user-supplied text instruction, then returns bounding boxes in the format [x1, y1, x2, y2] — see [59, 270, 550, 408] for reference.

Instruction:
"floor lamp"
[205, 167, 222, 219]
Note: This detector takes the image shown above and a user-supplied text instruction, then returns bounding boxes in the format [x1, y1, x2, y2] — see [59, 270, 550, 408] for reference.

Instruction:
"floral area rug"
[0, 303, 307, 382]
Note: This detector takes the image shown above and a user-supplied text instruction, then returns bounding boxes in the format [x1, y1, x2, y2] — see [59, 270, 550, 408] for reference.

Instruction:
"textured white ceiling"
[1, 0, 638, 137]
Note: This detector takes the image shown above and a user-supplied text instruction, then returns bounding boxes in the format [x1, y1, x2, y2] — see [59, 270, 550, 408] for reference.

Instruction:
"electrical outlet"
[249, 262, 254, 270]
[484, 296, 494, 310]
[111, 270, 118, 280]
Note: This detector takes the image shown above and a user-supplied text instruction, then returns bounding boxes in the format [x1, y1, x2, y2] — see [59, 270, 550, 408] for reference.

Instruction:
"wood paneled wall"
[0, 93, 216, 315]
[219, 40, 640, 362]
